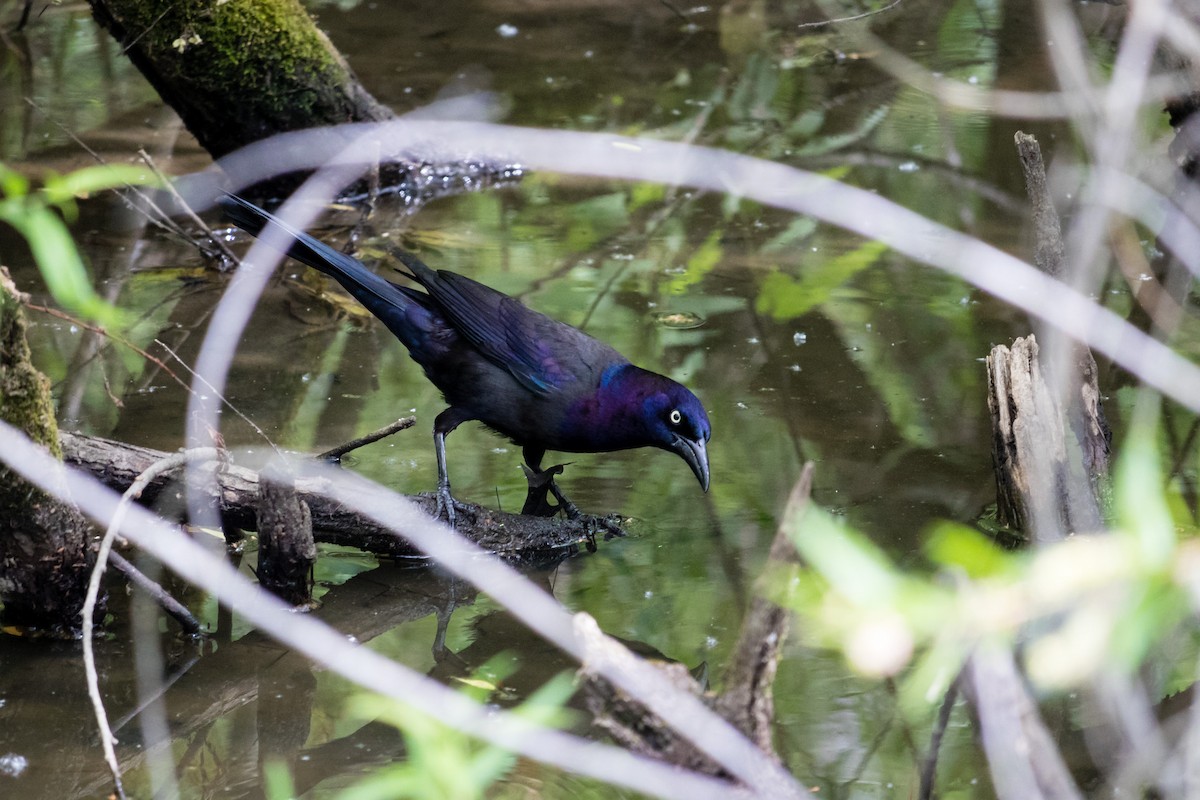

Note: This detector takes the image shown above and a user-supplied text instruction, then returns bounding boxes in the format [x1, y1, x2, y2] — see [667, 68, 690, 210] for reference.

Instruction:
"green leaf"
[41, 164, 159, 206]
[1115, 399, 1174, 568]
[628, 181, 665, 213]
[786, 504, 903, 607]
[755, 239, 887, 320]
[666, 230, 722, 295]
[7, 207, 128, 328]
[0, 165, 29, 198]
[924, 522, 1015, 578]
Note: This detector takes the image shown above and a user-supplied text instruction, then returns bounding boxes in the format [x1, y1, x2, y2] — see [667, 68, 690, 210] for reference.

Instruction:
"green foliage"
[329, 658, 576, 800]
[0, 163, 156, 327]
[667, 230, 723, 295]
[755, 240, 888, 320]
[783, 410, 1198, 707]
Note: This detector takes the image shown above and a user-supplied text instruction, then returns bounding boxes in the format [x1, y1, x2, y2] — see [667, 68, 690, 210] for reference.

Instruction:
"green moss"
[117, 0, 356, 121]
[0, 273, 60, 458]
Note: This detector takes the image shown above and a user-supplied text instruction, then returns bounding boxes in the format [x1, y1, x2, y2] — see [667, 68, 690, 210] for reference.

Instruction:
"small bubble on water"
[793, 332, 807, 345]
[496, 23, 519, 37]
[0, 753, 29, 778]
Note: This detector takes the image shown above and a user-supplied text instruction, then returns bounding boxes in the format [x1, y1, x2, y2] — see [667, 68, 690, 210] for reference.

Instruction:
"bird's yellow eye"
[669, 409, 682, 425]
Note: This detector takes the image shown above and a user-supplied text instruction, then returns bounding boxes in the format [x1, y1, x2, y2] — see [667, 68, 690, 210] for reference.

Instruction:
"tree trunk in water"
[0, 268, 94, 635]
[86, 0, 394, 161]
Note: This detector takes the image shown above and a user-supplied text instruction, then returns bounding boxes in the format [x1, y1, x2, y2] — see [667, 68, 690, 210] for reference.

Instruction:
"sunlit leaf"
[0, 165, 29, 198]
[925, 522, 1015, 578]
[262, 760, 296, 800]
[628, 181, 665, 213]
[898, 635, 969, 716]
[786, 504, 903, 607]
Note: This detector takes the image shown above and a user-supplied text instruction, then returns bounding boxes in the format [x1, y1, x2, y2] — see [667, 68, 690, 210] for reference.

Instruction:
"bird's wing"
[415, 267, 623, 395]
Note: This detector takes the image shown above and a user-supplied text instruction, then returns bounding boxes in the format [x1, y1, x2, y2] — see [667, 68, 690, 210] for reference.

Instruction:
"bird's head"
[600, 364, 711, 492]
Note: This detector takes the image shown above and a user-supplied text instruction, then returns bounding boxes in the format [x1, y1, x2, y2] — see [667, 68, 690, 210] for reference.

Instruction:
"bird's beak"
[670, 435, 710, 493]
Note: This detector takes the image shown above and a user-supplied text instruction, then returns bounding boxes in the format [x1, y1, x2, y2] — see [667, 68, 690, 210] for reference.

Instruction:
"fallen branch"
[61, 431, 593, 559]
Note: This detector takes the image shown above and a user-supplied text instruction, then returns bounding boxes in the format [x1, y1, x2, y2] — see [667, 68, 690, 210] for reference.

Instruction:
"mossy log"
[0, 268, 95, 634]
[87, 0, 393, 160]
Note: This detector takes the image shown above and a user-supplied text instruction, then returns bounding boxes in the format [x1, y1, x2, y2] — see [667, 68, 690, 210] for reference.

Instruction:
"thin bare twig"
[317, 416, 416, 462]
[919, 674, 960, 800]
[138, 148, 239, 267]
[23, 97, 191, 242]
[109, 551, 202, 635]
[796, 0, 902, 31]
[82, 447, 218, 800]
[23, 301, 189, 390]
[152, 337, 278, 449]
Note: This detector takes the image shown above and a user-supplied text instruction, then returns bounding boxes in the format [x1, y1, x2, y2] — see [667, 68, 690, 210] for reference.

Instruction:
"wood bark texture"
[0, 269, 95, 633]
[256, 462, 316, 607]
[987, 336, 1102, 539]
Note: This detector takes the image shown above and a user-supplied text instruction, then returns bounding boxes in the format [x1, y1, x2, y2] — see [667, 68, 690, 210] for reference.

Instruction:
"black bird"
[219, 195, 711, 524]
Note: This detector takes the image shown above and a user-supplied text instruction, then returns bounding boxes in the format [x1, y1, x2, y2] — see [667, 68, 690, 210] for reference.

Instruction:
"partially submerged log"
[60, 431, 594, 560]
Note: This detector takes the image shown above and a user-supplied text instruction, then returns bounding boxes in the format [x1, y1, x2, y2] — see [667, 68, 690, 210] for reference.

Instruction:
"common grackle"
[219, 195, 711, 525]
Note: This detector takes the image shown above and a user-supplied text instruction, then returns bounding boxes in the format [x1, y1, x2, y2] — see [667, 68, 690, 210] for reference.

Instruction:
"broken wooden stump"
[985, 132, 1110, 543]
[256, 461, 317, 607]
[987, 335, 1103, 540]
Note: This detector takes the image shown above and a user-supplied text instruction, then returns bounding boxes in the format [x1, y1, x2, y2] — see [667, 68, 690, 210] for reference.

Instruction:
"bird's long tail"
[219, 194, 372, 279]
[218, 194, 428, 342]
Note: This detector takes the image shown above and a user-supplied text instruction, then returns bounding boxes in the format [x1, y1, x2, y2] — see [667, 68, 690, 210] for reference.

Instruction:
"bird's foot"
[518, 464, 625, 543]
[434, 483, 471, 528]
[574, 512, 627, 543]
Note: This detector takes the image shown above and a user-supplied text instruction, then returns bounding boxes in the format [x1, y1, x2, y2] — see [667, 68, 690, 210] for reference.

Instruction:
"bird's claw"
[434, 483, 471, 527]
[576, 512, 626, 542]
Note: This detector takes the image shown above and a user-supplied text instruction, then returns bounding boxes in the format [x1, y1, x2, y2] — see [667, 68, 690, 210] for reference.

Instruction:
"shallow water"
[0, 0, 1155, 796]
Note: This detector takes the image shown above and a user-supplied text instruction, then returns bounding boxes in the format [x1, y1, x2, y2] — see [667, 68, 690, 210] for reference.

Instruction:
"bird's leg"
[547, 480, 582, 519]
[433, 409, 473, 527]
[520, 463, 565, 517]
[520, 448, 622, 538]
[434, 430, 457, 526]
[521, 447, 570, 517]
